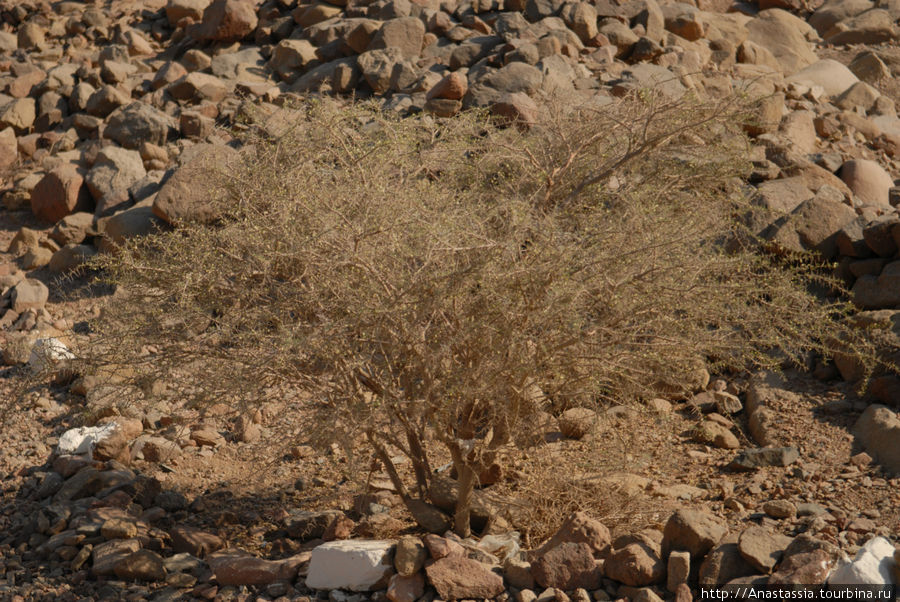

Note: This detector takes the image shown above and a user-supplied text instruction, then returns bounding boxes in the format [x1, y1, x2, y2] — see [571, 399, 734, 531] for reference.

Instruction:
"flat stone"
[170, 525, 224, 557]
[738, 526, 792, 573]
[425, 555, 505, 600]
[729, 446, 799, 471]
[209, 551, 306, 586]
[91, 538, 141, 576]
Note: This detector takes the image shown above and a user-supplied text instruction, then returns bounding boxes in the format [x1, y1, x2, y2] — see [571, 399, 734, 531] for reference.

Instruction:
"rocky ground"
[1, 0, 900, 600]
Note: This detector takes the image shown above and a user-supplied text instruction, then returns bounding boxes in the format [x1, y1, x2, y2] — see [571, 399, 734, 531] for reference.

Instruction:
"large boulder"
[825, 8, 898, 45]
[840, 159, 893, 208]
[745, 10, 818, 75]
[786, 59, 859, 97]
[808, 0, 873, 35]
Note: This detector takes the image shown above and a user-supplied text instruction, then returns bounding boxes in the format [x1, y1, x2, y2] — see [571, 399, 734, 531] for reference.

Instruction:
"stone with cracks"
[305, 540, 395, 591]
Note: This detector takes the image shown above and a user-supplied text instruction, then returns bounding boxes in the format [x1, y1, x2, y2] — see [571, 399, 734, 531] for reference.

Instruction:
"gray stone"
[105, 103, 177, 149]
[728, 447, 799, 471]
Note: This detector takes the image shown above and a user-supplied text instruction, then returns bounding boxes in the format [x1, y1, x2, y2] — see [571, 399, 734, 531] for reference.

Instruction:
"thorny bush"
[78, 94, 872, 537]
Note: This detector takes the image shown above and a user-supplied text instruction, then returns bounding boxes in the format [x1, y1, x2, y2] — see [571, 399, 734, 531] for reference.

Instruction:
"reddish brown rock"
[193, 0, 258, 42]
[424, 556, 505, 601]
[30, 164, 91, 223]
[769, 550, 834, 585]
[531, 542, 603, 590]
[91, 538, 141, 576]
[423, 534, 465, 560]
[604, 543, 665, 587]
[427, 72, 468, 100]
[209, 551, 304, 586]
[491, 93, 539, 127]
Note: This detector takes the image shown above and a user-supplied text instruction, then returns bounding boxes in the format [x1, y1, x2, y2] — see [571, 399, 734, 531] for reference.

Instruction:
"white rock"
[57, 423, 119, 458]
[306, 540, 396, 591]
[29, 337, 75, 374]
[829, 536, 896, 586]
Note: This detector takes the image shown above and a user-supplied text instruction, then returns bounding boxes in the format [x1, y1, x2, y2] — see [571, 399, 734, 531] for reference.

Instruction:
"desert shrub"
[79, 94, 870, 536]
